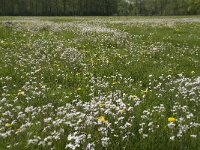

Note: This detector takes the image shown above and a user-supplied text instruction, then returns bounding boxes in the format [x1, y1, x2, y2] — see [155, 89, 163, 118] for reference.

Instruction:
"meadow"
[0, 16, 200, 150]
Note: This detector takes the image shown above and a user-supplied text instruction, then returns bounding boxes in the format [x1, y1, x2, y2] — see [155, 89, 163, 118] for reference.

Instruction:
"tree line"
[0, 0, 199, 16]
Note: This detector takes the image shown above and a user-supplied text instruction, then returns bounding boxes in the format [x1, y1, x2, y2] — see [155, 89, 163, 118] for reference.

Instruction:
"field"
[0, 16, 200, 150]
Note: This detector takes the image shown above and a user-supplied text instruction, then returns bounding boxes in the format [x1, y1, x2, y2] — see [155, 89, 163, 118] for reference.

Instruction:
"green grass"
[0, 16, 200, 150]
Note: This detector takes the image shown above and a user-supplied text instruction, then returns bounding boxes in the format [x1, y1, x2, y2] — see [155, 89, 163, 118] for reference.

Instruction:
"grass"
[0, 16, 200, 150]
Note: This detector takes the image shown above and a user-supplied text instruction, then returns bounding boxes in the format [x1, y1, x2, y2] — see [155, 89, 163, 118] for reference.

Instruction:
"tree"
[0, 0, 199, 16]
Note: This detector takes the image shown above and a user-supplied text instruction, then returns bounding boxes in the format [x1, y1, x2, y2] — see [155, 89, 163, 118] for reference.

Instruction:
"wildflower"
[5, 123, 13, 127]
[18, 91, 25, 96]
[38, 141, 45, 147]
[119, 109, 125, 113]
[191, 71, 195, 74]
[131, 95, 138, 99]
[152, 47, 157, 51]
[112, 81, 117, 85]
[190, 135, 197, 138]
[86, 142, 95, 150]
[77, 88, 81, 91]
[170, 136, 175, 141]
[98, 116, 108, 124]
[141, 88, 148, 93]
[167, 122, 176, 128]
[142, 134, 148, 139]
[99, 103, 105, 107]
[101, 137, 109, 147]
[168, 117, 176, 122]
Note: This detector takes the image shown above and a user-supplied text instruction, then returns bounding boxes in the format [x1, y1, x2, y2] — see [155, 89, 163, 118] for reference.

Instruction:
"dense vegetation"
[0, 0, 200, 16]
[0, 16, 200, 149]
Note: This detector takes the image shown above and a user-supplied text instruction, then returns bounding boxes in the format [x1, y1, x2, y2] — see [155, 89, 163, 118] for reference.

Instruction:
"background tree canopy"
[0, 0, 200, 16]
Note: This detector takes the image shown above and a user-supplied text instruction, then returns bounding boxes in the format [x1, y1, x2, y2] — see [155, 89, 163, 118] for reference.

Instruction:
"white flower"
[167, 122, 175, 128]
[38, 141, 45, 147]
[67, 134, 73, 141]
[142, 134, 148, 139]
[65, 143, 76, 150]
[170, 136, 175, 141]
[101, 137, 109, 147]
[190, 135, 197, 138]
[86, 142, 95, 150]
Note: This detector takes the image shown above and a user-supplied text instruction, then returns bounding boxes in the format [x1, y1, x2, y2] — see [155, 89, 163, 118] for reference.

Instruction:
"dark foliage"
[0, 0, 199, 16]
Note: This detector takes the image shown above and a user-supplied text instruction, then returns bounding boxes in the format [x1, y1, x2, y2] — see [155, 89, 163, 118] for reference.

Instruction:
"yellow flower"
[168, 117, 176, 122]
[5, 123, 13, 127]
[98, 116, 108, 124]
[77, 88, 81, 91]
[131, 95, 138, 99]
[112, 81, 117, 85]
[120, 109, 125, 113]
[99, 103, 105, 107]
[18, 91, 25, 96]
[141, 88, 148, 93]
[191, 71, 195, 74]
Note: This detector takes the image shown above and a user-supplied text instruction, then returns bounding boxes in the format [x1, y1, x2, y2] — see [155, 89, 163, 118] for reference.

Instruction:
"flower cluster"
[0, 17, 200, 149]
